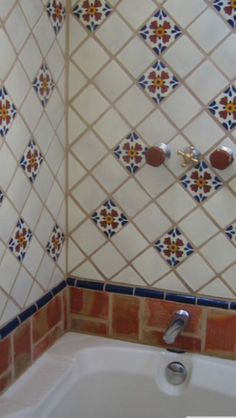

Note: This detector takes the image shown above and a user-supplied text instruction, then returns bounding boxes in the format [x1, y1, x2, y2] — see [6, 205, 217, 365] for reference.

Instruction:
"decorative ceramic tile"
[46, 224, 65, 262]
[8, 219, 32, 262]
[72, 0, 112, 32]
[180, 161, 223, 203]
[20, 140, 43, 183]
[155, 227, 194, 267]
[0, 191, 4, 206]
[225, 221, 236, 244]
[208, 85, 236, 131]
[139, 9, 182, 55]
[138, 61, 179, 104]
[33, 63, 55, 107]
[92, 199, 128, 238]
[0, 87, 17, 137]
[212, 0, 236, 28]
[47, 1, 66, 34]
[113, 132, 147, 174]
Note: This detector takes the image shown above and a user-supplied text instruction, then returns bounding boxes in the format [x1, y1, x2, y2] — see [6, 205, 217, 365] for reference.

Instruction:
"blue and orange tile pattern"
[114, 132, 147, 174]
[46, 224, 65, 262]
[20, 140, 43, 184]
[47, 0, 66, 34]
[33, 63, 55, 107]
[212, 0, 236, 28]
[72, 0, 112, 32]
[8, 219, 32, 262]
[155, 227, 194, 267]
[208, 85, 236, 131]
[92, 199, 128, 238]
[0, 88, 17, 137]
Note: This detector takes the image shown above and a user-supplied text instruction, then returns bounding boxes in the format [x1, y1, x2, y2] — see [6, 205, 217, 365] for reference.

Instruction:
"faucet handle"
[145, 143, 171, 167]
[163, 310, 190, 345]
[177, 146, 201, 168]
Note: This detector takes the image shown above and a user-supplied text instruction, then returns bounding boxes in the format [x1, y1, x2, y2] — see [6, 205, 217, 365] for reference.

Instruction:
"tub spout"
[163, 310, 190, 345]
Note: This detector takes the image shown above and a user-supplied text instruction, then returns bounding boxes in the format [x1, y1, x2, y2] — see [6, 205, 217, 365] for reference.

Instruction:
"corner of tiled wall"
[0, 0, 67, 327]
[67, 0, 236, 301]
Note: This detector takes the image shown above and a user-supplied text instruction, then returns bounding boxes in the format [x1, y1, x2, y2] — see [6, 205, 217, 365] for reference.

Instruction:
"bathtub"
[1, 332, 236, 418]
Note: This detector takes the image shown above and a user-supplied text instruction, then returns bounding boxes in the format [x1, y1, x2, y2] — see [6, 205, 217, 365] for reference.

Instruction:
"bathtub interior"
[1, 333, 236, 418]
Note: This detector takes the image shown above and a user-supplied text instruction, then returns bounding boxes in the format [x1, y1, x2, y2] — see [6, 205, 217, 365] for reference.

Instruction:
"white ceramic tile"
[72, 177, 107, 212]
[68, 108, 87, 144]
[199, 279, 234, 299]
[136, 164, 175, 198]
[6, 116, 30, 160]
[222, 264, 236, 293]
[46, 135, 64, 176]
[176, 254, 215, 291]
[94, 61, 132, 102]
[5, 5, 30, 52]
[211, 34, 236, 79]
[68, 239, 85, 271]
[116, 86, 155, 126]
[91, 242, 127, 278]
[46, 42, 65, 82]
[0, 0, 16, 20]
[68, 197, 86, 231]
[0, 300, 19, 327]
[5, 58, 31, 107]
[68, 154, 86, 189]
[72, 220, 106, 256]
[72, 85, 109, 124]
[34, 12, 55, 56]
[93, 108, 130, 148]
[117, 37, 155, 77]
[0, 28, 16, 80]
[46, 181, 64, 219]
[26, 282, 44, 306]
[46, 90, 65, 129]
[133, 203, 171, 242]
[204, 188, 236, 228]
[96, 13, 133, 54]
[183, 111, 224, 153]
[0, 144, 17, 190]
[34, 113, 54, 154]
[70, 260, 102, 281]
[34, 163, 54, 202]
[21, 89, 43, 132]
[114, 179, 150, 217]
[56, 200, 66, 231]
[117, 0, 156, 29]
[7, 167, 31, 212]
[0, 290, 7, 320]
[137, 109, 177, 145]
[155, 272, 189, 293]
[35, 253, 55, 290]
[72, 131, 107, 169]
[186, 61, 228, 104]
[162, 86, 202, 129]
[164, 0, 207, 27]
[22, 189, 43, 230]
[0, 251, 19, 293]
[200, 233, 236, 272]
[158, 183, 196, 222]
[72, 38, 109, 78]
[132, 247, 170, 284]
[188, 8, 230, 53]
[34, 208, 54, 247]
[69, 63, 87, 99]
[20, 0, 44, 28]
[0, 198, 18, 243]
[69, 15, 88, 54]
[179, 208, 218, 247]
[93, 155, 128, 192]
[112, 224, 148, 260]
[23, 237, 44, 276]
[112, 266, 145, 286]
[164, 36, 204, 78]
[11, 267, 33, 307]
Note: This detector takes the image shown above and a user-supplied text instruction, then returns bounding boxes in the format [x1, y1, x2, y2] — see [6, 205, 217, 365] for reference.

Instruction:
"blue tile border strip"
[1, 277, 236, 341]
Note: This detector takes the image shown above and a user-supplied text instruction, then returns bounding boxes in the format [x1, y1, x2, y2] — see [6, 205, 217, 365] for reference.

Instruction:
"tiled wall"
[0, 0, 66, 327]
[68, 0, 236, 300]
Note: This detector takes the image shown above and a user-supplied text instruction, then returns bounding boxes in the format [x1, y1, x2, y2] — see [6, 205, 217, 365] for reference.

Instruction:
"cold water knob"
[145, 143, 171, 167]
[209, 146, 234, 170]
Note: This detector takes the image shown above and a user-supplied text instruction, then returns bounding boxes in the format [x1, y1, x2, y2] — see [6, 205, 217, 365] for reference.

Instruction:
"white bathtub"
[1, 332, 236, 418]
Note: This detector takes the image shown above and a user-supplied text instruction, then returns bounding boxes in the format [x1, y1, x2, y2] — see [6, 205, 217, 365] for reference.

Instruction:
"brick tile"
[205, 310, 236, 359]
[112, 294, 140, 341]
[0, 338, 11, 375]
[71, 317, 108, 337]
[142, 329, 202, 353]
[13, 322, 31, 378]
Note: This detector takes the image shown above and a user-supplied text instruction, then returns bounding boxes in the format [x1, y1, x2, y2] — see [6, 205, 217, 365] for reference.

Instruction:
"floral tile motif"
[46, 224, 65, 262]
[180, 161, 223, 203]
[212, 0, 236, 28]
[20, 139, 43, 183]
[0, 190, 4, 206]
[208, 85, 236, 131]
[92, 200, 128, 238]
[33, 63, 55, 107]
[0, 87, 17, 137]
[8, 218, 32, 262]
[138, 61, 179, 104]
[113, 132, 148, 174]
[72, 0, 112, 32]
[155, 227, 194, 267]
[47, 1, 66, 34]
[139, 9, 182, 55]
[225, 222, 236, 244]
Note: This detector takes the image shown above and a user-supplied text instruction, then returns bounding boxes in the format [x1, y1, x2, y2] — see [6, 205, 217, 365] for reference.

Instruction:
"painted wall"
[68, 0, 236, 300]
[0, 0, 66, 327]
